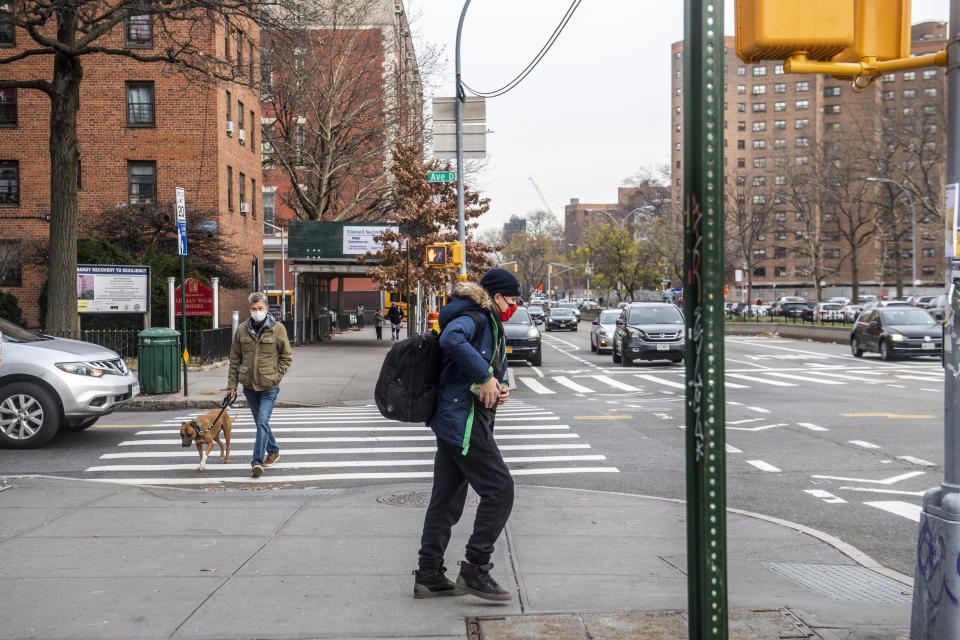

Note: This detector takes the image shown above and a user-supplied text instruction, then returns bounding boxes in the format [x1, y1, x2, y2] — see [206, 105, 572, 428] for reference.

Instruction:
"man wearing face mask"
[413, 268, 520, 602]
[227, 292, 293, 478]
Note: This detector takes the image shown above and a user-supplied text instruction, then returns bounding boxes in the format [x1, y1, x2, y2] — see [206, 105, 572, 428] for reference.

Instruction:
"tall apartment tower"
[0, 13, 263, 327]
[671, 23, 948, 300]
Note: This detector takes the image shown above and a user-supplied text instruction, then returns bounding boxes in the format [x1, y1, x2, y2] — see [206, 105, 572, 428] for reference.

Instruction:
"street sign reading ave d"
[428, 171, 456, 183]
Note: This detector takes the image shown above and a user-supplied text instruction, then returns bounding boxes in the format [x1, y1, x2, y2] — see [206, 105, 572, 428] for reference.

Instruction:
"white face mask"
[250, 310, 267, 323]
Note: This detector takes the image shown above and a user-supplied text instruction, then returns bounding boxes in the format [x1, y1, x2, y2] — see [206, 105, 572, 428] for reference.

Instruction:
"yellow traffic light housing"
[736, 0, 854, 64]
[836, 0, 910, 63]
[425, 242, 464, 268]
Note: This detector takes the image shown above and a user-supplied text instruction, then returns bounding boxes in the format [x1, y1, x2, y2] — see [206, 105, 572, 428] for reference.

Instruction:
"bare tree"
[0, 0, 278, 332]
[725, 167, 774, 312]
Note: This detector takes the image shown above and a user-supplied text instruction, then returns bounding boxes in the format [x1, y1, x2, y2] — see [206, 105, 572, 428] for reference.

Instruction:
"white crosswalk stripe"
[552, 376, 596, 393]
[519, 377, 556, 394]
[84, 403, 618, 485]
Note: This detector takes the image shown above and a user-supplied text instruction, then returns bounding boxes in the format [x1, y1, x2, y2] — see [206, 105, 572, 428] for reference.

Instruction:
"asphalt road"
[0, 321, 945, 576]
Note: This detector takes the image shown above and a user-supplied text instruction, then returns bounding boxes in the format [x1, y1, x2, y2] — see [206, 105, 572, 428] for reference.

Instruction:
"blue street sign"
[177, 221, 188, 256]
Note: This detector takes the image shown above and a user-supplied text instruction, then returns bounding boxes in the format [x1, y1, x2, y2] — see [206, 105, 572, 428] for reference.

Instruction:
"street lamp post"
[585, 207, 649, 232]
[867, 177, 918, 298]
[263, 221, 287, 319]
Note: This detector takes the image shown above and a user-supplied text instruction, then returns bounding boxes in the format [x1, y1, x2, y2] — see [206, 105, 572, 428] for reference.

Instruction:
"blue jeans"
[243, 387, 280, 467]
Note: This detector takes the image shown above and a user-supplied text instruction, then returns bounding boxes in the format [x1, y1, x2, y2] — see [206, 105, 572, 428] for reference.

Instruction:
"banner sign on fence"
[174, 278, 214, 316]
[77, 265, 150, 313]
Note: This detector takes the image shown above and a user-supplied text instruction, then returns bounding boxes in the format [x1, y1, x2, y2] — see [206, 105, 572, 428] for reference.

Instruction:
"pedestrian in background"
[388, 303, 403, 340]
[357, 302, 365, 328]
[227, 292, 293, 478]
[374, 307, 385, 341]
[413, 267, 519, 602]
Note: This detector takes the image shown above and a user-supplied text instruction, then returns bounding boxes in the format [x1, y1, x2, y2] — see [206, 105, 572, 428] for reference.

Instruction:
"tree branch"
[0, 78, 53, 95]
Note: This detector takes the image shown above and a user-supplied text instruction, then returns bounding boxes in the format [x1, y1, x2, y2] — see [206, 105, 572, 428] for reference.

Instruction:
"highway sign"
[428, 171, 456, 183]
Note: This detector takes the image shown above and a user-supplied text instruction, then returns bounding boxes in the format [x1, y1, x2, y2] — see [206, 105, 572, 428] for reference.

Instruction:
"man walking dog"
[413, 268, 520, 601]
[228, 292, 293, 478]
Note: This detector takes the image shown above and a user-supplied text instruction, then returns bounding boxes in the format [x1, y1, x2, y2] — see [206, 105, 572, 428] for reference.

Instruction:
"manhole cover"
[764, 562, 912, 603]
[378, 490, 480, 507]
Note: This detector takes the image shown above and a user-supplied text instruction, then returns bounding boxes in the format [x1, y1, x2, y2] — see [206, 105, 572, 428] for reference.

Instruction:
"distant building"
[503, 215, 527, 245]
[564, 186, 671, 249]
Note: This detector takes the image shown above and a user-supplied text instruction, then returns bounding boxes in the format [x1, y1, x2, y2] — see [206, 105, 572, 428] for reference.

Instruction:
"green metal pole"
[180, 255, 188, 396]
[683, 1, 727, 638]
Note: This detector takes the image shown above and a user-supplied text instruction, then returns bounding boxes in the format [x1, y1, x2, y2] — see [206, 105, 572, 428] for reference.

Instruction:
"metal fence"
[40, 329, 141, 360]
[724, 312, 856, 327]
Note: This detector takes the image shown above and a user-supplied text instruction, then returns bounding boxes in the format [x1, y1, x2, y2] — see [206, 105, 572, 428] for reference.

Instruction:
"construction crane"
[528, 177, 557, 217]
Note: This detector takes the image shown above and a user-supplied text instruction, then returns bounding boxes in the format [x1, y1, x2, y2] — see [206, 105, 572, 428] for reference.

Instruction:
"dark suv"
[612, 303, 685, 366]
[851, 307, 942, 360]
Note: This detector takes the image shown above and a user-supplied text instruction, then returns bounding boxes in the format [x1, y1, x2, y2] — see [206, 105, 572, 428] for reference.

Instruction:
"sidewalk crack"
[503, 521, 526, 614]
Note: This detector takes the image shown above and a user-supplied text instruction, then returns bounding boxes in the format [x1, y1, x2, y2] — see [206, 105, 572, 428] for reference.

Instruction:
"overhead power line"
[461, 0, 584, 99]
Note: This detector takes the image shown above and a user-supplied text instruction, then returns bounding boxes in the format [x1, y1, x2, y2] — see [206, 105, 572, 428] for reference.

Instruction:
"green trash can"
[137, 327, 181, 394]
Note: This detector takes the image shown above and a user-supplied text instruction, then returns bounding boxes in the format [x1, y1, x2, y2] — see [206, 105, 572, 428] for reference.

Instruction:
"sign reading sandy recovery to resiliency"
[76, 265, 150, 313]
[342, 225, 398, 255]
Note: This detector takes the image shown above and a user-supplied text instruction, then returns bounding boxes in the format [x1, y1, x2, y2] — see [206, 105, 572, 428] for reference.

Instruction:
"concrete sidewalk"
[0, 476, 913, 639]
[130, 327, 393, 411]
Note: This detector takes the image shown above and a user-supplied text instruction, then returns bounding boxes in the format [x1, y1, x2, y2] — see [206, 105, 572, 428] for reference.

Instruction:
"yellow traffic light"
[735, 0, 854, 63]
[449, 243, 464, 267]
[510, 263, 518, 273]
[425, 242, 464, 268]
[835, 0, 910, 63]
[548, 265, 553, 275]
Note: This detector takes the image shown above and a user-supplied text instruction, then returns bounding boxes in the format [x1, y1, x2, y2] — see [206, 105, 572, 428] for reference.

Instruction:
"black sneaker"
[456, 561, 512, 602]
[413, 566, 462, 599]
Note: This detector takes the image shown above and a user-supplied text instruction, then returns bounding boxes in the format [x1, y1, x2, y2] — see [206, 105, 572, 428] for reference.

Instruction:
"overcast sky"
[409, 1, 950, 233]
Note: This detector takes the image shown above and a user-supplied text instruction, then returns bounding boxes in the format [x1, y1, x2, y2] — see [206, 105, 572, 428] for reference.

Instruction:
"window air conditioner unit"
[240, 203, 250, 213]
[239, 128, 246, 143]
[226, 121, 234, 134]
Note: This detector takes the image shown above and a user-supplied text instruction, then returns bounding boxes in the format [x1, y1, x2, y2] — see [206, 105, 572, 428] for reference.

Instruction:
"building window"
[774, 64, 784, 74]
[249, 110, 255, 152]
[903, 89, 916, 99]
[795, 118, 809, 129]
[795, 99, 809, 110]
[904, 107, 916, 116]
[263, 191, 276, 233]
[753, 121, 766, 131]
[263, 260, 277, 289]
[227, 166, 233, 211]
[753, 66, 766, 76]
[239, 172, 246, 214]
[774, 83, 786, 93]
[128, 161, 156, 204]
[249, 41, 255, 85]
[125, 13, 152, 48]
[752, 85, 766, 95]
[0, 160, 18, 205]
[774, 212, 786, 222]
[125, 82, 155, 126]
[0, 87, 16, 126]
[0, 1, 14, 47]
[675, 106, 680, 114]
[737, 121, 746, 131]
[226, 90, 232, 128]
[824, 86, 841, 97]
[737, 158, 745, 168]
[826, 122, 841, 131]
[922, 248, 936, 258]
[882, 90, 895, 101]
[752, 194, 766, 204]
[881, 73, 896, 82]
[775, 231, 787, 241]
[903, 71, 916, 81]
[737, 84, 746, 94]
[236, 29, 244, 72]
[737, 103, 746, 112]
[923, 266, 937, 276]
[774, 101, 786, 112]
[737, 66, 746, 76]
[752, 176, 766, 186]
[794, 267, 809, 277]
[924, 105, 938, 115]
[924, 87, 938, 97]
[774, 266, 786, 277]
[773, 138, 786, 149]
[753, 267, 766, 277]
[753, 248, 766, 257]
[753, 139, 766, 149]
[795, 136, 809, 147]
[251, 179, 257, 218]
[775, 176, 786, 186]
[774, 157, 787, 167]
[752, 103, 766, 113]
[224, 17, 230, 59]
[737, 140, 745, 150]
[676, 88, 681, 96]
[753, 158, 766, 168]
[238, 100, 244, 139]
[676, 142, 681, 151]
[795, 155, 809, 166]
[774, 119, 786, 130]
[0, 240, 21, 286]
[795, 81, 809, 91]
[923, 69, 938, 80]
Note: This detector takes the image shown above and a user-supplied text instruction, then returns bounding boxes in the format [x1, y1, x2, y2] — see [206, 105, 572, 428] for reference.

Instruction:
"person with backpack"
[388, 303, 403, 340]
[413, 268, 520, 602]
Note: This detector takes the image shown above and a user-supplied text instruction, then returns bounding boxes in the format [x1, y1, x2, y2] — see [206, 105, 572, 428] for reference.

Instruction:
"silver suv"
[0, 318, 140, 448]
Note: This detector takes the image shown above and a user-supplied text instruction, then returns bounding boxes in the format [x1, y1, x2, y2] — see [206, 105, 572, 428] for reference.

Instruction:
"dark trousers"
[375, 325, 383, 340]
[418, 407, 514, 569]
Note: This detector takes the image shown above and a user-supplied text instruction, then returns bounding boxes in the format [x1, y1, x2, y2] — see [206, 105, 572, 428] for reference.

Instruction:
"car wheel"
[850, 337, 863, 358]
[672, 356, 684, 365]
[0, 382, 61, 449]
[612, 344, 622, 364]
[64, 416, 99, 432]
[546, 326, 552, 332]
[572, 326, 578, 332]
[529, 350, 542, 367]
[880, 340, 894, 361]
[590, 337, 597, 352]
[621, 353, 632, 367]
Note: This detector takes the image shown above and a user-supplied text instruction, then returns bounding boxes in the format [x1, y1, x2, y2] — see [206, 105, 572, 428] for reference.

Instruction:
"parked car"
[777, 301, 811, 318]
[612, 302, 685, 366]
[826, 297, 851, 305]
[557, 302, 581, 320]
[815, 302, 844, 321]
[0, 318, 140, 449]
[862, 299, 912, 310]
[503, 307, 541, 366]
[857, 294, 879, 305]
[527, 305, 545, 325]
[840, 304, 863, 323]
[590, 309, 621, 354]
[925, 295, 947, 322]
[912, 295, 939, 308]
[850, 307, 942, 360]
[545, 308, 578, 332]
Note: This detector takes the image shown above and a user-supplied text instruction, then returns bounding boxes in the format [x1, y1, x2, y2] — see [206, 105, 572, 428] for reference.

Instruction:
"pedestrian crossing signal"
[426, 242, 463, 268]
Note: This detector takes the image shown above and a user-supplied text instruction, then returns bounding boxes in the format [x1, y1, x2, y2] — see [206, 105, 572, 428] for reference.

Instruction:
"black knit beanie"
[480, 267, 522, 298]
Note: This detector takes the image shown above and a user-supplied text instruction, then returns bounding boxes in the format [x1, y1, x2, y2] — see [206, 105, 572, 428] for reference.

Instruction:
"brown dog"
[179, 408, 236, 471]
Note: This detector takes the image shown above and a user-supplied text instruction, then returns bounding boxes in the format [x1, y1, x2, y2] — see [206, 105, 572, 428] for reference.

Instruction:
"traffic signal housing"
[736, 0, 854, 63]
[425, 242, 463, 268]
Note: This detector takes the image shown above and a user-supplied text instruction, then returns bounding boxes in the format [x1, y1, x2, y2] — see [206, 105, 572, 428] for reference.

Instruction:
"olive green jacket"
[227, 319, 293, 391]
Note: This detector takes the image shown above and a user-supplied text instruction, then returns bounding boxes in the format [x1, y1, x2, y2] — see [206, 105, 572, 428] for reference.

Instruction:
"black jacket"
[387, 307, 403, 323]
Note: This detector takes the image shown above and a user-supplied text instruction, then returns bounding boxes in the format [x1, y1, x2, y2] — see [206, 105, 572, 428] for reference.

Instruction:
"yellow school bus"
[265, 290, 294, 317]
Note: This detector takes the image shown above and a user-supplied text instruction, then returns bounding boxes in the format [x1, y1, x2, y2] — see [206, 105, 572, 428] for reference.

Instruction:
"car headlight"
[628, 328, 644, 339]
[56, 362, 107, 377]
[889, 333, 906, 342]
[527, 329, 539, 339]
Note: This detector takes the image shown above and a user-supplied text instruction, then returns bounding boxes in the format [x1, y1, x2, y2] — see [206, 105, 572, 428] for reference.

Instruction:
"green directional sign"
[428, 171, 456, 183]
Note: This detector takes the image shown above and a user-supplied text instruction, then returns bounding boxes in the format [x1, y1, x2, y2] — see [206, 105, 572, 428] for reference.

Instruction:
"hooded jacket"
[427, 281, 508, 454]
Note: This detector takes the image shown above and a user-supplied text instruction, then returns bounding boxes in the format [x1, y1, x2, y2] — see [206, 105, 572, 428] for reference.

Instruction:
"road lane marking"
[840, 486, 926, 496]
[101, 443, 593, 459]
[139, 424, 570, 436]
[553, 376, 595, 393]
[746, 460, 781, 472]
[727, 373, 796, 387]
[530, 367, 545, 378]
[728, 423, 789, 432]
[896, 375, 944, 382]
[121, 433, 581, 446]
[748, 406, 771, 414]
[634, 374, 685, 389]
[761, 372, 845, 385]
[897, 456, 937, 466]
[811, 471, 925, 485]
[725, 444, 743, 453]
[841, 413, 936, 419]
[797, 423, 829, 432]
[92, 424, 157, 429]
[804, 490, 847, 504]
[591, 375, 640, 392]
[728, 418, 762, 425]
[864, 501, 922, 522]
[574, 415, 631, 420]
[849, 440, 880, 449]
[519, 377, 556, 394]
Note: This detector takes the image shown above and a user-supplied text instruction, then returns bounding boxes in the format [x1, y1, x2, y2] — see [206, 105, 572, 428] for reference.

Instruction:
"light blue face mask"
[251, 310, 267, 323]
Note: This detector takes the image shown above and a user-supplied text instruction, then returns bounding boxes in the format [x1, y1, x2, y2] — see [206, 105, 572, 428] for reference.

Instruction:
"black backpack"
[375, 311, 485, 423]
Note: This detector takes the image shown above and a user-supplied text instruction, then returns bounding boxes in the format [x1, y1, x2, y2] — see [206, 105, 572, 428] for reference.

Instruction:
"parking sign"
[175, 187, 187, 256]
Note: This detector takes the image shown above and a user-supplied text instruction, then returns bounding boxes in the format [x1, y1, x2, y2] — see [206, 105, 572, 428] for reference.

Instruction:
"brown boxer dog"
[179, 408, 236, 471]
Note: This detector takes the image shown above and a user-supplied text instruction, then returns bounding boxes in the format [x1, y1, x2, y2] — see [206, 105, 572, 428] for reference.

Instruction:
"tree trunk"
[45, 48, 82, 332]
[746, 277, 753, 317]
[893, 234, 904, 299]
[849, 247, 859, 304]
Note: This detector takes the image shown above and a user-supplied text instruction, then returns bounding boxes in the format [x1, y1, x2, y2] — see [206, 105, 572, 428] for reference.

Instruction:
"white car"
[816, 302, 844, 321]
[841, 304, 863, 323]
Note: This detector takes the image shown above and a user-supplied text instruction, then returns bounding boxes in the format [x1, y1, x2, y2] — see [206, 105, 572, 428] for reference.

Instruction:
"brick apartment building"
[671, 22, 948, 301]
[260, 0, 423, 314]
[0, 11, 262, 327]
[564, 185, 672, 250]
